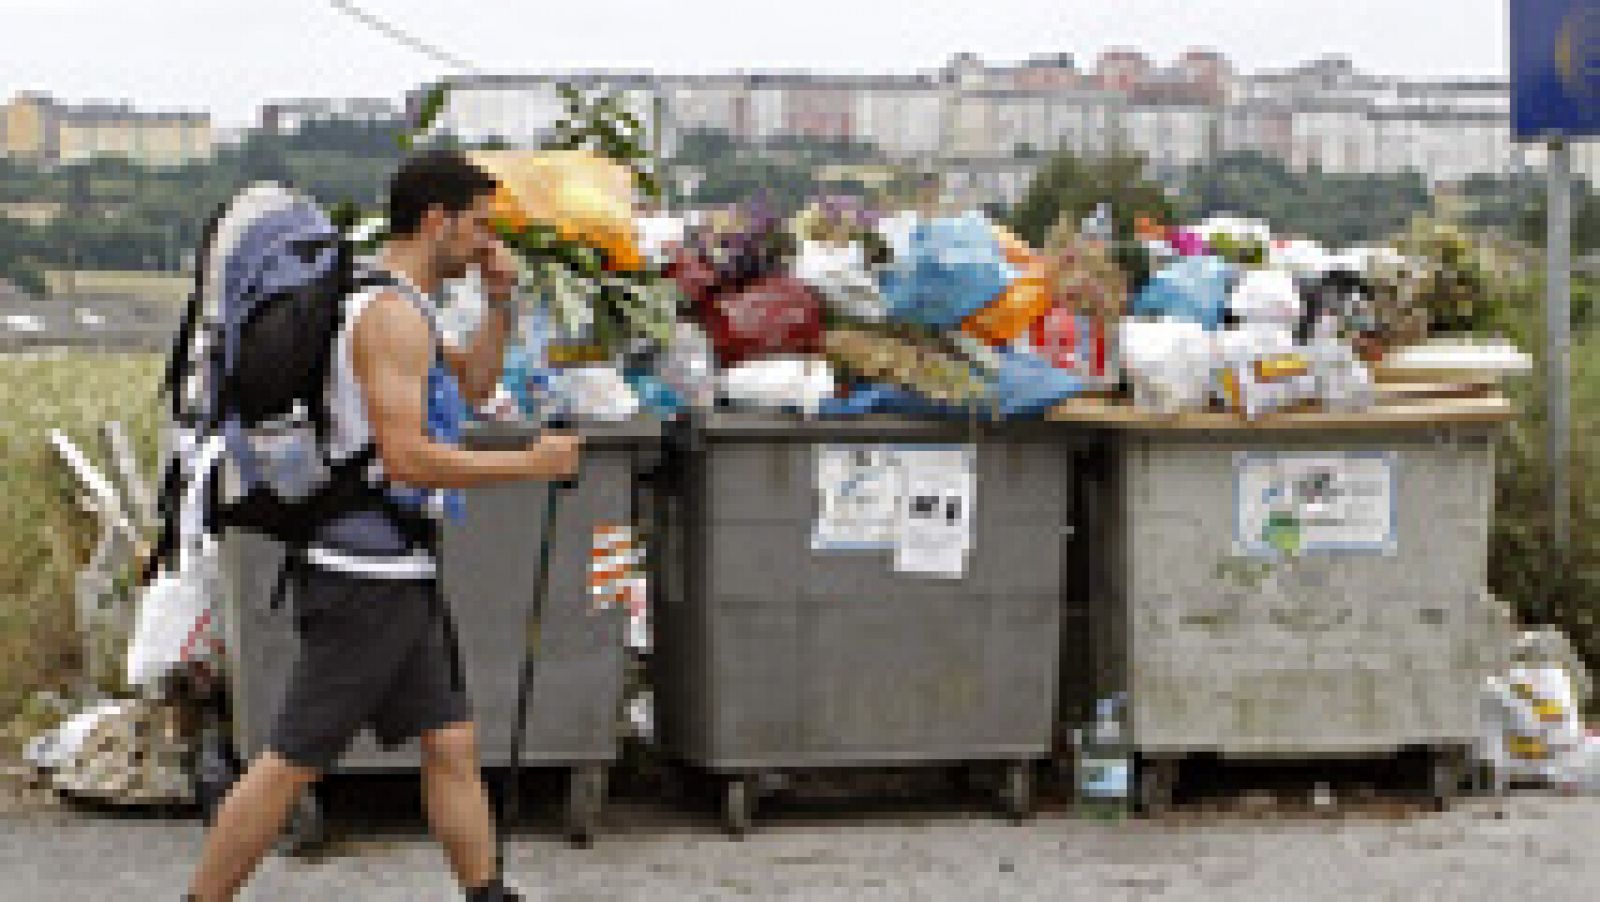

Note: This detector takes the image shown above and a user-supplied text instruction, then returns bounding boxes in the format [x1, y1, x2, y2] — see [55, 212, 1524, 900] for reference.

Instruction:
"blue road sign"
[1512, 0, 1600, 139]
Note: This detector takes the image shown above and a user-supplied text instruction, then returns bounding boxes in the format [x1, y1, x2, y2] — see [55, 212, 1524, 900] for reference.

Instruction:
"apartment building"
[427, 73, 672, 157]
[259, 97, 400, 134]
[417, 50, 1588, 208]
[1, 93, 212, 167]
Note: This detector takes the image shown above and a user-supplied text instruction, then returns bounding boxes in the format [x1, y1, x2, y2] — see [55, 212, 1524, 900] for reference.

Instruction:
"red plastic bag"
[665, 246, 719, 307]
[1030, 307, 1109, 380]
[700, 275, 823, 366]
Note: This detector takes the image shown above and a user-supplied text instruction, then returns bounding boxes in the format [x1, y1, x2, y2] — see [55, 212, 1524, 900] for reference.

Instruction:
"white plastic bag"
[1305, 338, 1375, 413]
[1118, 319, 1214, 413]
[1228, 268, 1302, 326]
[657, 321, 718, 411]
[1480, 663, 1587, 787]
[125, 540, 223, 692]
[1212, 323, 1319, 419]
[636, 214, 687, 266]
[23, 700, 123, 771]
[125, 434, 227, 692]
[792, 240, 887, 322]
[719, 356, 836, 415]
[551, 365, 640, 422]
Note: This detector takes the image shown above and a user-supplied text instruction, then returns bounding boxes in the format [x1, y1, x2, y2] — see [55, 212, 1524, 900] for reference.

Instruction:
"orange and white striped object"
[590, 523, 649, 648]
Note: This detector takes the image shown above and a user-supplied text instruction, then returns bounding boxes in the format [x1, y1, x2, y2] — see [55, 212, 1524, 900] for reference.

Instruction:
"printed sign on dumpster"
[1234, 451, 1396, 557]
[813, 444, 902, 550]
[892, 445, 976, 579]
[813, 443, 977, 577]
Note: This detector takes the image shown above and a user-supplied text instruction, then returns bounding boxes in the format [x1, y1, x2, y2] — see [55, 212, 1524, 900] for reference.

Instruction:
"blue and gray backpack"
[147, 182, 443, 583]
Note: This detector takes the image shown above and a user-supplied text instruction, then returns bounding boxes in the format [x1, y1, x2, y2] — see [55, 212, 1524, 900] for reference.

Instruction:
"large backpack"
[146, 182, 426, 584]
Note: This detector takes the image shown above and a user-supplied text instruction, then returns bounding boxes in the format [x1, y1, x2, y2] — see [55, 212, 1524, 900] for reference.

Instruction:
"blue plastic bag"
[1129, 255, 1234, 330]
[820, 355, 1078, 421]
[624, 371, 684, 418]
[819, 383, 971, 418]
[880, 213, 1016, 329]
[817, 384, 895, 417]
[988, 347, 1083, 418]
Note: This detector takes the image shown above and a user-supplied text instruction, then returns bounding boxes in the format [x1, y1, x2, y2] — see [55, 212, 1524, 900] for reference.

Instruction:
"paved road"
[2, 790, 1597, 901]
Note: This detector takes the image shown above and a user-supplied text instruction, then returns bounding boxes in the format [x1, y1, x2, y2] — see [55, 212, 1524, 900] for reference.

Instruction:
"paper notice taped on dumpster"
[1235, 451, 1395, 556]
[892, 445, 976, 578]
[813, 444, 902, 550]
[813, 443, 978, 577]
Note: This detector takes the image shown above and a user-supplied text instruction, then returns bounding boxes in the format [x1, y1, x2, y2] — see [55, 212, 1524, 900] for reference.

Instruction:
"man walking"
[186, 150, 576, 901]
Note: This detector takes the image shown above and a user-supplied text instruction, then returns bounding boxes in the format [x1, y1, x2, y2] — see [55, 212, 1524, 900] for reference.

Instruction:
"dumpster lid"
[462, 417, 663, 449]
[686, 410, 1088, 443]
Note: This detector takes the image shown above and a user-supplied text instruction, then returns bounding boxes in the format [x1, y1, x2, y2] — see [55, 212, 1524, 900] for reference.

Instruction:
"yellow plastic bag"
[469, 149, 644, 272]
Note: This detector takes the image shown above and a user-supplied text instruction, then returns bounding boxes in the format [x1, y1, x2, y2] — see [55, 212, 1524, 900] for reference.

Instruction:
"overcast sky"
[2, 0, 1513, 127]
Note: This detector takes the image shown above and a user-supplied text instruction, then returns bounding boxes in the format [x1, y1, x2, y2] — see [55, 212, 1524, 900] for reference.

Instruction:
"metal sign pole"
[1512, 0, 1594, 621]
[1545, 137, 1572, 613]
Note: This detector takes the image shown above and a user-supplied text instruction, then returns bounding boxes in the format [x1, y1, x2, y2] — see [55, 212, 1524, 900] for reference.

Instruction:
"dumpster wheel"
[191, 728, 241, 827]
[721, 775, 755, 838]
[1000, 761, 1033, 823]
[1134, 755, 1178, 818]
[566, 765, 606, 846]
[278, 787, 328, 858]
[1426, 746, 1465, 812]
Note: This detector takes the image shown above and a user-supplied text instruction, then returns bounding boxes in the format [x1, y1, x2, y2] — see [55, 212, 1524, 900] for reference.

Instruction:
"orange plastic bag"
[992, 223, 1039, 269]
[961, 262, 1054, 346]
[468, 149, 644, 272]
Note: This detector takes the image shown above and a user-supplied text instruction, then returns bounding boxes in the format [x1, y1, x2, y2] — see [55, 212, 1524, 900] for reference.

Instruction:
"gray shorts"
[266, 566, 470, 771]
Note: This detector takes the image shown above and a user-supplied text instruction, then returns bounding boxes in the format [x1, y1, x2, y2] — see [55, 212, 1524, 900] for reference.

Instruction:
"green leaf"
[413, 83, 450, 139]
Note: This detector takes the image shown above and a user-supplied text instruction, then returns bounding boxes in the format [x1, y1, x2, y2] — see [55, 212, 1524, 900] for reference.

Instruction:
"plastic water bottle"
[499, 304, 565, 422]
[663, 321, 718, 411]
[1076, 693, 1131, 818]
[500, 344, 536, 419]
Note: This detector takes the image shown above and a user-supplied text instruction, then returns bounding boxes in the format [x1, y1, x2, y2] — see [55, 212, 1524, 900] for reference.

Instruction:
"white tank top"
[305, 267, 442, 579]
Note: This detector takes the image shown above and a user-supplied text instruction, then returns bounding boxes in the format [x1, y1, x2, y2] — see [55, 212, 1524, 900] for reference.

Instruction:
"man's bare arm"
[353, 291, 578, 489]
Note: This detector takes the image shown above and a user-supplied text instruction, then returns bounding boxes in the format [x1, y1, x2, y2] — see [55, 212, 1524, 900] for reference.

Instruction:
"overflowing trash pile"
[464, 178, 1533, 427]
[479, 184, 1095, 424]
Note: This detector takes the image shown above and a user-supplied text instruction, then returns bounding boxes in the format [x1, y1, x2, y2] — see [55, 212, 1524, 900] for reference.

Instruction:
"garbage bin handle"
[543, 414, 579, 491]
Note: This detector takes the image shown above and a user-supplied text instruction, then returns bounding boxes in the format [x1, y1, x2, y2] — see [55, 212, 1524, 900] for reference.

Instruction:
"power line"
[327, 0, 482, 74]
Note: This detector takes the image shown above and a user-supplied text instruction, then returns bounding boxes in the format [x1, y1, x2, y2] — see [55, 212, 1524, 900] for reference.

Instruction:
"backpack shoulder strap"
[162, 202, 230, 420]
[351, 266, 447, 359]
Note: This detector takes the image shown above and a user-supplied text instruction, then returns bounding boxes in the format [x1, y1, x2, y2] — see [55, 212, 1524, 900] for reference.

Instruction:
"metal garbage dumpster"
[220, 419, 659, 841]
[651, 412, 1079, 833]
[1051, 397, 1514, 813]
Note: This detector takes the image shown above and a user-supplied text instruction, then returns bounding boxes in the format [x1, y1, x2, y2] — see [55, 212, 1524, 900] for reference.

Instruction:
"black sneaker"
[466, 877, 523, 901]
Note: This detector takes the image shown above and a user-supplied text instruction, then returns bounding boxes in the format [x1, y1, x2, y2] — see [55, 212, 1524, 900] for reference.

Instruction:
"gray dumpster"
[1062, 412, 1511, 813]
[220, 419, 659, 840]
[651, 412, 1079, 833]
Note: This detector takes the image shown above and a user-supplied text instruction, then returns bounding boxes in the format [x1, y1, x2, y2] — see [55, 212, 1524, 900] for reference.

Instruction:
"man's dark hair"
[386, 149, 498, 237]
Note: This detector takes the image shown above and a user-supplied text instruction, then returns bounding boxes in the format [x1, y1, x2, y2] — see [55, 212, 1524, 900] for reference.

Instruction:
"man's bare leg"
[187, 751, 319, 902]
[420, 722, 498, 890]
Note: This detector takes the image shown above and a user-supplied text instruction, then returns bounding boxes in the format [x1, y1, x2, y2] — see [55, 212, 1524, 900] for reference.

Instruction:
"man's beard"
[435, 247, 473, 282]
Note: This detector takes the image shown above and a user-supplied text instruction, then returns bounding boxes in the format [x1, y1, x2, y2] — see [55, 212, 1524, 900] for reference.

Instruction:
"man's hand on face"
[476, 238, 519, 305]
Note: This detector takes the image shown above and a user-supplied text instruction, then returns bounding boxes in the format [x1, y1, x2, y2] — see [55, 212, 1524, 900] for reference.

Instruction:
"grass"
[0, 351, 162, 755]
[1485, 279, 1599, 683]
